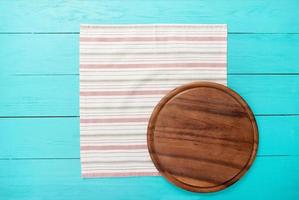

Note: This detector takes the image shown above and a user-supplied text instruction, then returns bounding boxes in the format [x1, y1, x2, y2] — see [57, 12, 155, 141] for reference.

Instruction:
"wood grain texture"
[148, 82, 258, 192]
[228, 34, 299, 74]
[0, 118, 79, 159]
[0, 34, 79, 75]
[1, 157, 299, 200]
[2, 34, 299, 75]
[1, 75, 298, 116]
[0, 75, 79, 116]
[228, 75, 299, 115]
[0, 0, 298, 199]
[1, 116, 298, 159]
[0, 0, 299, 33]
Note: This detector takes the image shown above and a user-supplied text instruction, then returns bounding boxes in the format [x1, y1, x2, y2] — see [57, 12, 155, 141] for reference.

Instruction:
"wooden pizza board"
[147, 82, 258, 193]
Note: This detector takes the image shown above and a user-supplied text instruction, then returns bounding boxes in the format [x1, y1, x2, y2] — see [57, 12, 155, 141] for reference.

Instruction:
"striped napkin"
[80, 24, 227, 178]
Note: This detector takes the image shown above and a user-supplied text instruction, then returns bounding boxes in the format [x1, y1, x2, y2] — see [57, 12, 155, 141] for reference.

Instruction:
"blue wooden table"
[0, 1, 299, 199]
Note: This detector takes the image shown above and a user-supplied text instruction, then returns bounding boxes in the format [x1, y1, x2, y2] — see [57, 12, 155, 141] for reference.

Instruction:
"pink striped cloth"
[80, 24, 227, 178]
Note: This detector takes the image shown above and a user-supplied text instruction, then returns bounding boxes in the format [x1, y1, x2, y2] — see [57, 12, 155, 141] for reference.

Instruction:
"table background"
[0, 0, 299, 199]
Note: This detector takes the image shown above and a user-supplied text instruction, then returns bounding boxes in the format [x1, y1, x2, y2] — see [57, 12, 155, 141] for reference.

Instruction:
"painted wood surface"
[0, 0, 298, 199]
[1, 157, 299, 200]
[0, 0, 299, 33]
[1, 116, 298, 159]
[1, 34, 299, 75]
[1, 75, 298, 116]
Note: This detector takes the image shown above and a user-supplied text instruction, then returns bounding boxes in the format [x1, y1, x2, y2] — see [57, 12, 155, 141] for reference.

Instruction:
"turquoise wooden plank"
[0, 75, 298, 116]
[0, 0, 299, 33]
[257, 116, 299, 156]
[0, 75, 79, 116]
[0, 116, 298, 159]
[1, 157, 298, 200]
[229, 34, 299, 74]
[228, 75, 299, 115]
[0, 34, 79, 75]
[1, 34, 299, 75]
[0, 118, 79, 159]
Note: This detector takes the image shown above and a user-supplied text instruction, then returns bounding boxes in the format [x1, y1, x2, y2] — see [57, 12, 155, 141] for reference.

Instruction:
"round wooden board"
[147, 82, 258, 193]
